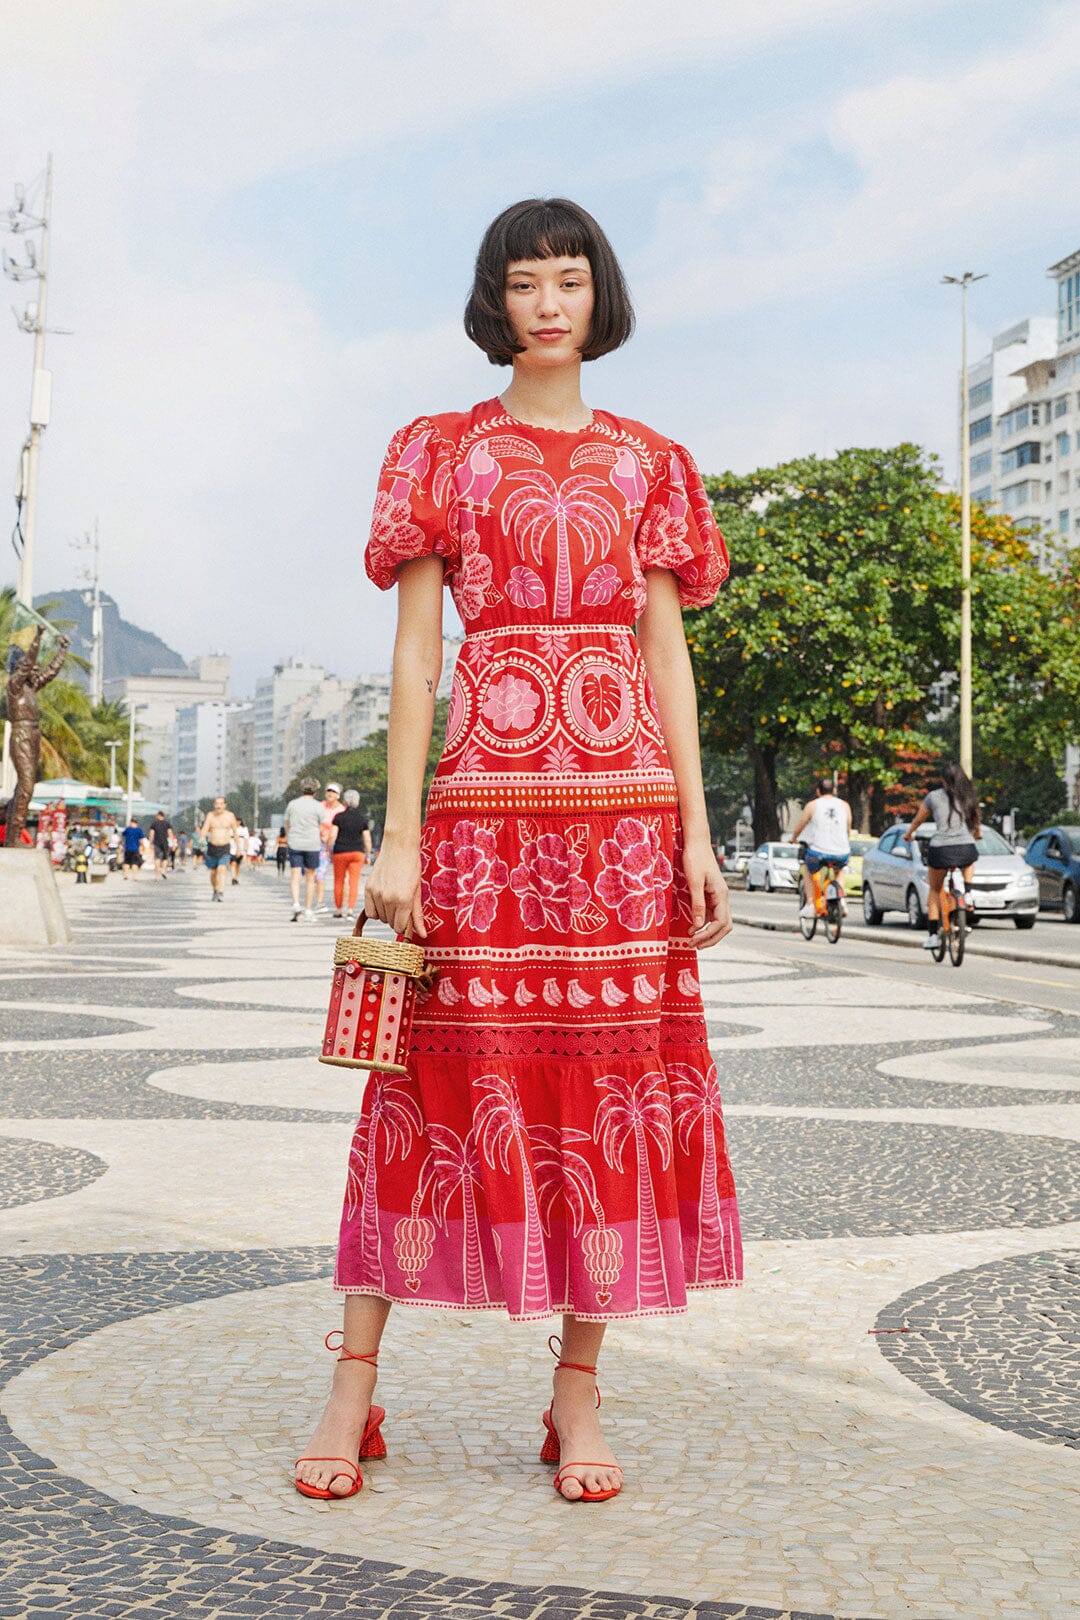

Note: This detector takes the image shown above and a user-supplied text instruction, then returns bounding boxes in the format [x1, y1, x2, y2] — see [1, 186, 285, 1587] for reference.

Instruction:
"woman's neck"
[498, 364, 591, 431]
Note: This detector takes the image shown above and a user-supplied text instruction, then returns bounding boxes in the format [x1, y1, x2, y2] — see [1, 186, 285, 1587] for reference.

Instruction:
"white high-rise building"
[174, 701, 250, 810]
[963, 249, 1080, 554]
[253, 659, 325, 796]
[105, 655, 232, 811]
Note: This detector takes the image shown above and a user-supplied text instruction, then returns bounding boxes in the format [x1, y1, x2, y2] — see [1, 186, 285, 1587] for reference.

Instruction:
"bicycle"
[798, 854, 846, 944]
[930, 861, 967, 967]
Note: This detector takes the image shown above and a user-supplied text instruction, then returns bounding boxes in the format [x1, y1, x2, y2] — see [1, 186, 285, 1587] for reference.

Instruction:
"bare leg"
[927, 866, 945, 924]
[549, 1315, 621, 1501]
[290, 864, 301, 909]
[305, 868, 316, 912]
[295, 1296, 392, 1496]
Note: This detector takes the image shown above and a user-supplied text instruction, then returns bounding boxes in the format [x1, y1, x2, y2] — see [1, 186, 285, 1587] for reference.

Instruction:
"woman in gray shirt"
[904, 762, 980, 949]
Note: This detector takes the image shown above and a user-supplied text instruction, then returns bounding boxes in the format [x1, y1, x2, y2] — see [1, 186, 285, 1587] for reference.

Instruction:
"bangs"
[500, 201, 593, 269]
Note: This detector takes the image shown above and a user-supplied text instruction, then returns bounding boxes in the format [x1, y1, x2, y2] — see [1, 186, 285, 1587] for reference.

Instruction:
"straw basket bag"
[319, 916, 435, 1076]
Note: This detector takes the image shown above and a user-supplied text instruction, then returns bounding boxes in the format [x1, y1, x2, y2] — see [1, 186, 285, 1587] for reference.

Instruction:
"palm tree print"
[531, 1124, 625, 1307]
[346, 1075, 424, 1291]
[502, 471, 620, 620]
[474, 1072, 550, 1315]
[594, 1070, 674, 1310]
[426, 1123, 491, 1305]
[669, 1060, 735, 1283]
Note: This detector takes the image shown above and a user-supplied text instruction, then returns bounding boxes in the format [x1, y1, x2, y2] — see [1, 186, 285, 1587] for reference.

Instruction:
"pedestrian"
[230, 822, 248, 886]
[120, 815, 145, 880]
[247, 828, 263, 866]
[147, 810, 173, 880]
[327, 790, 371, 917]
[284, 777, 323, 921]
[275, 826, 288, 875]
[295, 198, 740, 1507]
[313, 784, 343, 914]
[905, 761, 981, 950]
[198, 796, 239, 904]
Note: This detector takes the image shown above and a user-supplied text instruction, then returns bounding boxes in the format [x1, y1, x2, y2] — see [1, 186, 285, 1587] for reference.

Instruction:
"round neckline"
[492, 397, 597, 436]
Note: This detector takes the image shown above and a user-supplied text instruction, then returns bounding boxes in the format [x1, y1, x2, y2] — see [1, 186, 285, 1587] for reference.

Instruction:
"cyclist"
[905, 762, 980, 951]
[792, 778, 852, 921]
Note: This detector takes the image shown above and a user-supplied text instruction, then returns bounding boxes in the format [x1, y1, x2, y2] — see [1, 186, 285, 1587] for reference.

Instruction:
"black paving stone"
[731, 1117, 1080, 1238]
[874, 1249, 1080, 1447]
[0, 1007, 142, 1042]
[0, 1048, 352, 1123]
[0, 1133, 108, 1209]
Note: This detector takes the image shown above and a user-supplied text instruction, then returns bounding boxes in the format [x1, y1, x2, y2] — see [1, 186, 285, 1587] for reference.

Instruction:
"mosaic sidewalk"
[0, 866, 1078, 1619]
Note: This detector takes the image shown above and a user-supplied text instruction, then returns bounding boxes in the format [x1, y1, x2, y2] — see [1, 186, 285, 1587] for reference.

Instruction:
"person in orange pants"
[328, 789, 372, 918]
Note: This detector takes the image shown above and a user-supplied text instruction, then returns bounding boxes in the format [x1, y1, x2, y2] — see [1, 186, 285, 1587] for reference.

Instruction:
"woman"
[328, 789, 372, 917]
[904, 761, 980, 949]
[296, 197, 742, 1507]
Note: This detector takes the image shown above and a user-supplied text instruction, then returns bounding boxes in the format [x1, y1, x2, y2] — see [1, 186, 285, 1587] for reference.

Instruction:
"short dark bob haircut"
[464, 197, 634, 366]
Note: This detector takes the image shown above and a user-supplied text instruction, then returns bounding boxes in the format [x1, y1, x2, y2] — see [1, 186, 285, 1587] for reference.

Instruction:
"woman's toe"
[328, 1470, 357, 1496]
[559, 1475, 584, 1500]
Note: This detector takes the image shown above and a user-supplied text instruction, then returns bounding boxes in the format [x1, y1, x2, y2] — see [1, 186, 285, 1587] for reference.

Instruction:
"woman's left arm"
[637, 569, 732, 948]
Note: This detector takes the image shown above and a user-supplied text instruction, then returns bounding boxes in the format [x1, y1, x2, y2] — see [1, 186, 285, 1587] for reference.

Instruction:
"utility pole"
[4, 154, 54, 609]
[105, 739, 121, 791]
[3, 158, 55, 802]
[943, 272, 987, 781]
[126, 704, 138, 826]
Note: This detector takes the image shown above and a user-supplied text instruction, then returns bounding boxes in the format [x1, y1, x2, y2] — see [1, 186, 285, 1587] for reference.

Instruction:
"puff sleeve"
[364, 418, 460, 590]
[635, 441, 729, 609]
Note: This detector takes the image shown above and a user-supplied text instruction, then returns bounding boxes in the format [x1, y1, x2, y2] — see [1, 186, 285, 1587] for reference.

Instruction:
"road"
[732, 885, 1080, 1017]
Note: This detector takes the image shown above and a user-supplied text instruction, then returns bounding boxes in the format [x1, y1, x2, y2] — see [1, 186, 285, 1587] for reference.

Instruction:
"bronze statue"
[4, 624, 69, 846]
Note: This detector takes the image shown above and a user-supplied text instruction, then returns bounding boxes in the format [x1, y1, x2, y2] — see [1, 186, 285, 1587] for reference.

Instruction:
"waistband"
[462, 622, 637, 643]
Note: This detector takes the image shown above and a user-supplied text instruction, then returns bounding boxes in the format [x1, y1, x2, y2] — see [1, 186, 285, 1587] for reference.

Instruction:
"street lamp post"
[943, 271, 987, 780]
[105, 739, 121, 791]
[125, 706, 143, 825]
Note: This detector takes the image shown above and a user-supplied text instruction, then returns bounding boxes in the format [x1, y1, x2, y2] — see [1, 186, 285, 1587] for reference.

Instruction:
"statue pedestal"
[0, 847, 72, 947]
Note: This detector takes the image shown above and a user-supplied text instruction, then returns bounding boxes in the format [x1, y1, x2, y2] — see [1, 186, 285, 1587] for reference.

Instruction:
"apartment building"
[174, 701, 252, 809]
[964, 250, 1080, 552]
[105, 655, 232, 811]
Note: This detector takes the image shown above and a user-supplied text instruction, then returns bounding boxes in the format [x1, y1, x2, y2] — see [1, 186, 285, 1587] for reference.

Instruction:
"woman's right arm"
[904, 802, 929, 842]
[364, 555, 444, 937]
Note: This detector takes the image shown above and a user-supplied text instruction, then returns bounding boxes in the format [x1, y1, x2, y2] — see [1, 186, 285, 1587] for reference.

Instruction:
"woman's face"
[504, 255, 594, 366]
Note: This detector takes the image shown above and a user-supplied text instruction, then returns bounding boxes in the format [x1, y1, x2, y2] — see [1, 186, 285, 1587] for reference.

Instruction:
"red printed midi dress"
[335, 398, 742, 1321]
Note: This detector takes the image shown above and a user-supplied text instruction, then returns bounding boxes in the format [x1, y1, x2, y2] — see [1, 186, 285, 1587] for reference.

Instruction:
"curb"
[732, 912, 1080, 974]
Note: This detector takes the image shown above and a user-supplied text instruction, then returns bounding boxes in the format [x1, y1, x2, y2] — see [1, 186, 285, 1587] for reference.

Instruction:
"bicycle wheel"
[948, 897, 967, 966]
[799, 905, 818, 941]
[931, 926, 947, 963]
[824, 881, 842, 943]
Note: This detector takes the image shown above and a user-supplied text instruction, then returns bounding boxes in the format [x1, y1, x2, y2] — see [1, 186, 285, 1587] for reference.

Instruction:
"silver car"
[861, 823, 1039, 929]
[745, 841, 801, 893]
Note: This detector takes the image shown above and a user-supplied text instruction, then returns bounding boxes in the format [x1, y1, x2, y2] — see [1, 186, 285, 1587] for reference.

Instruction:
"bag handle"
[352, 911, 414, 944]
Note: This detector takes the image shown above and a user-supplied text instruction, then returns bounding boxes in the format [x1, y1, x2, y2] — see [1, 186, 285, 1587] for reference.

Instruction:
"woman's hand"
[363, 834, 425, 938]
[682, 836, 732, 948]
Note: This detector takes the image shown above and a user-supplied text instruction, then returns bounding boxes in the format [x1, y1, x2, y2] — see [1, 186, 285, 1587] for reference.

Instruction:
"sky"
[1, 0, 1079, 694]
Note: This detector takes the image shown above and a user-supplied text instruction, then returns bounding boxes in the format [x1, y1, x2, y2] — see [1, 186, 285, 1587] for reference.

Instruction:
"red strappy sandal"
[540, 1334, 623, 1503]
[294, 1332, 387, 1501]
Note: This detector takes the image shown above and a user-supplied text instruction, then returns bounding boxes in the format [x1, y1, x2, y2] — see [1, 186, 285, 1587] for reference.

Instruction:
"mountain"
[34, 589, 188, 686]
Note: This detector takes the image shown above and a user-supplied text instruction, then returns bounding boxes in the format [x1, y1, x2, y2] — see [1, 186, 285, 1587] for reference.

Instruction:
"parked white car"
[745, 841, 801, 892]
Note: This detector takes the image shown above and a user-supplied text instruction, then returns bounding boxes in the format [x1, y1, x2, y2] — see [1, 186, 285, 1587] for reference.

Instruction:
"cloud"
[635, 3, 1080, 324]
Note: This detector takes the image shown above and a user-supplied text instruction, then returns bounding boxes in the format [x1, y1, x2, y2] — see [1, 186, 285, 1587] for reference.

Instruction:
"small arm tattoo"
[425, 678, 433, 693]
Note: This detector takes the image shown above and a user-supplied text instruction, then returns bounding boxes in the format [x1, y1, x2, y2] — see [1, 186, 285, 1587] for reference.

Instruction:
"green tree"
[689, 446, 955, 838]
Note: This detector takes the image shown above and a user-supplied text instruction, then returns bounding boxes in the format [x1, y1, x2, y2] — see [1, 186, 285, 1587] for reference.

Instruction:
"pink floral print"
[510, 831, 591, 932]
[596, 816, 674, 931]
[481, 672, 541, 732]
[429, 820, 509, 932]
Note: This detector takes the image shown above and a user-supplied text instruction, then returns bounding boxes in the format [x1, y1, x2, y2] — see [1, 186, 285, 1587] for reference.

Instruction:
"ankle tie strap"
[325, 1330, 379, 1367]
[548, 1334, 601, 1405]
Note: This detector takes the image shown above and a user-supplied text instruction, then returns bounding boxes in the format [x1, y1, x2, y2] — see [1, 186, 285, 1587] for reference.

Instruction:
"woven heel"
[360, 1406, 388, 1459]
[540, 1408, 561, 1463]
